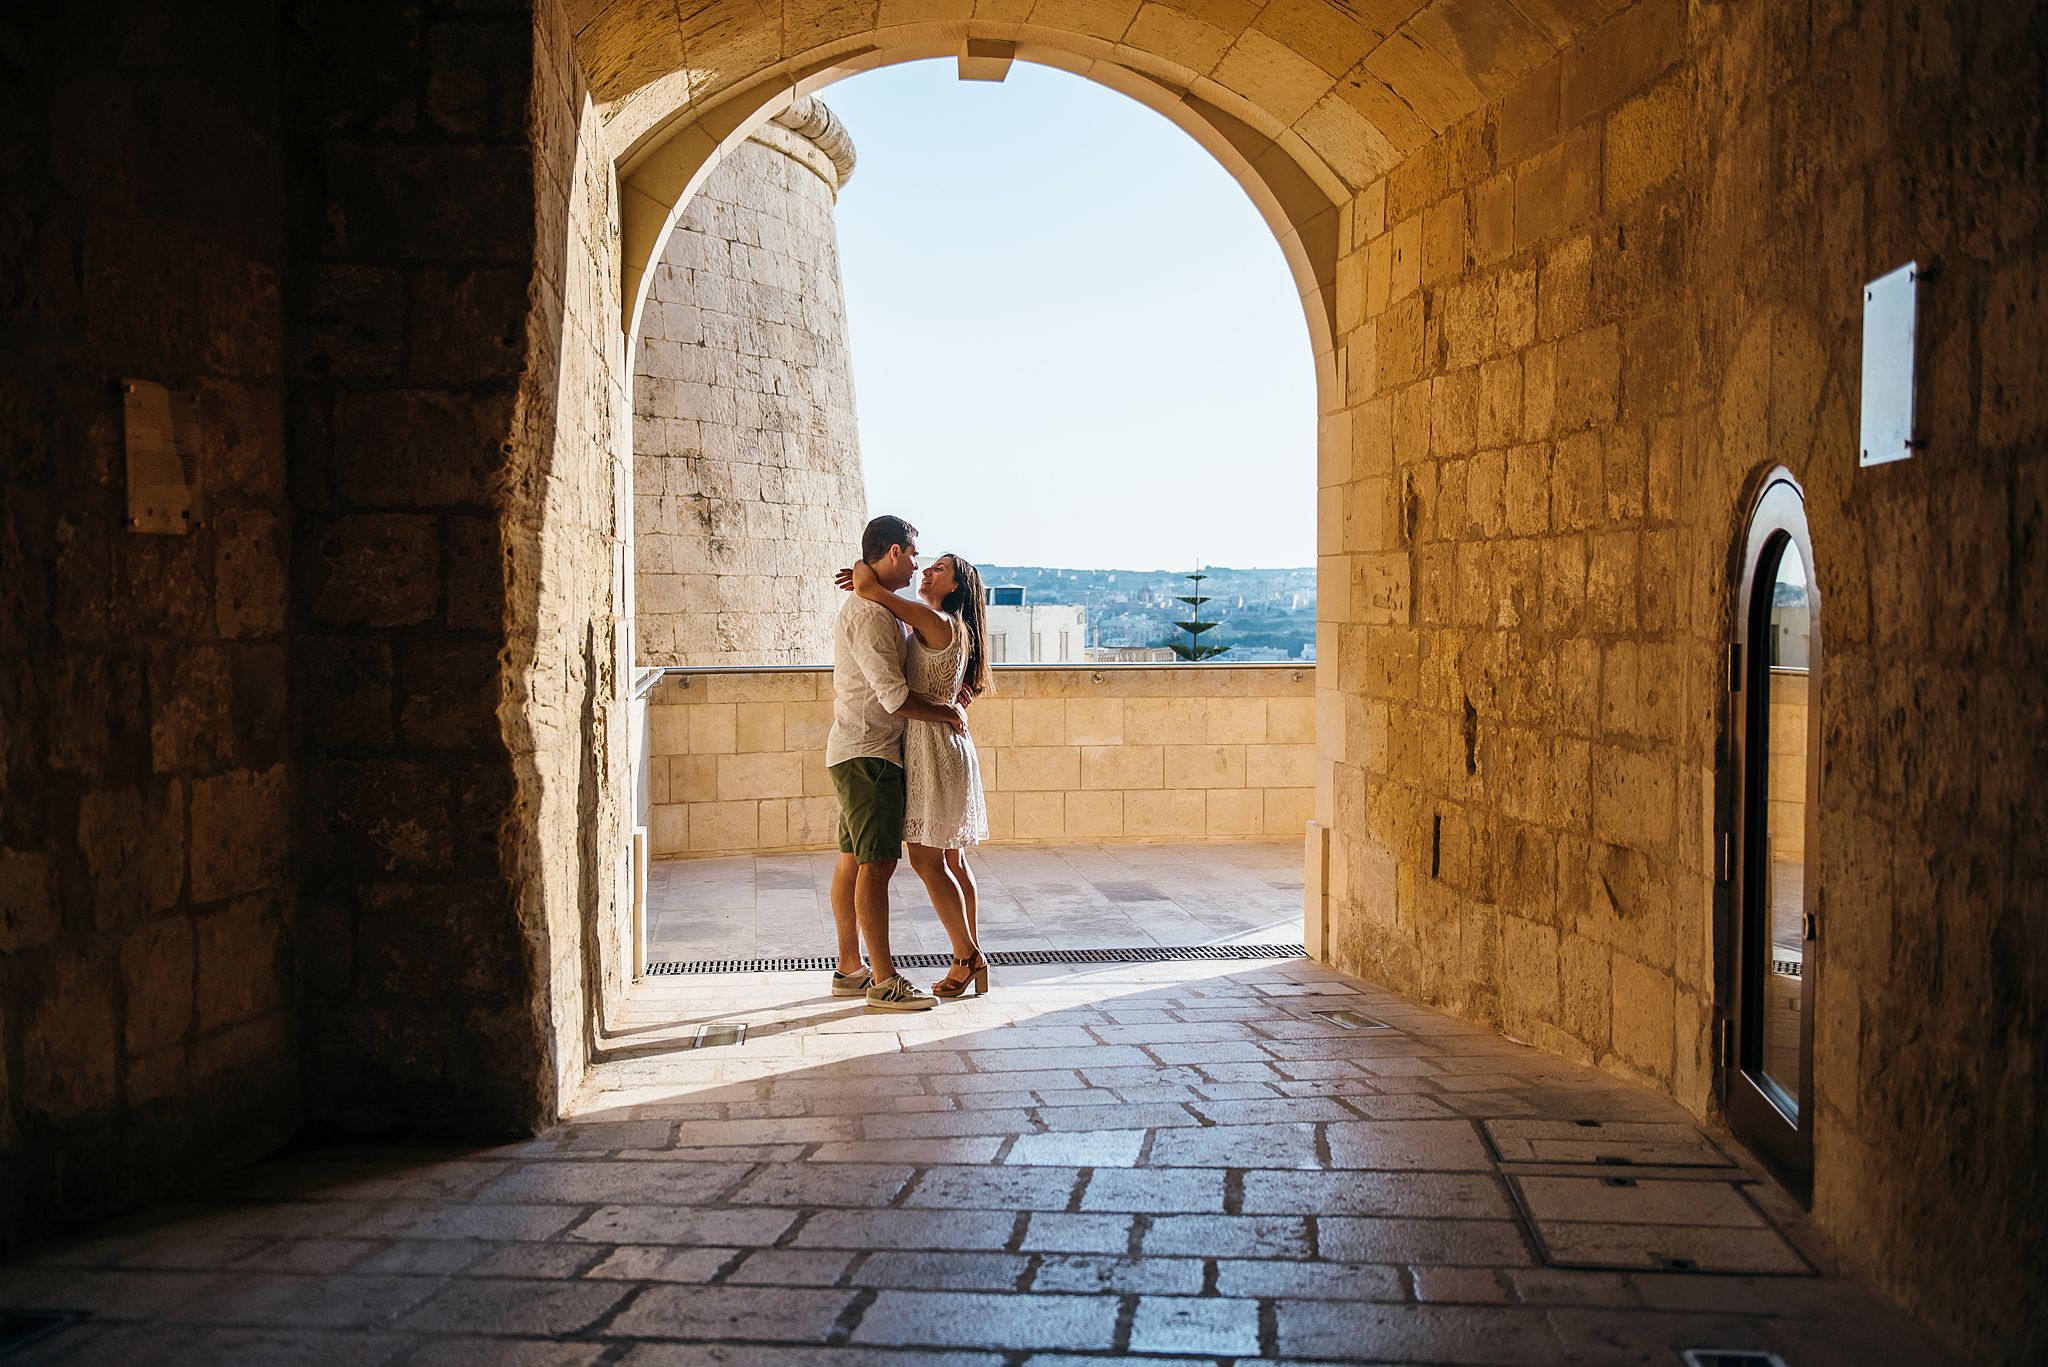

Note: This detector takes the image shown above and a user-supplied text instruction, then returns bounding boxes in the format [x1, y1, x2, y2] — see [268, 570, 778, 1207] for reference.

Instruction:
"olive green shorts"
[829, 757, 905, 864]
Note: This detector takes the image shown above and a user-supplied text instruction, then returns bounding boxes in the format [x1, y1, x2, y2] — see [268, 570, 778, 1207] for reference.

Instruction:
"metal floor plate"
[1507, 1174, 1812, 1275]
[1484, 1118, 1737, 1167]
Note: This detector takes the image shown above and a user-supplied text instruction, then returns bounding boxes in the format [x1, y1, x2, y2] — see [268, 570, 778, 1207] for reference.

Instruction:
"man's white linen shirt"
[825, 595, 912, 768]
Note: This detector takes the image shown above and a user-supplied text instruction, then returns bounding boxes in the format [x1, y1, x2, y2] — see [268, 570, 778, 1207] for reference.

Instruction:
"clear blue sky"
[823, 60, 1316, 572]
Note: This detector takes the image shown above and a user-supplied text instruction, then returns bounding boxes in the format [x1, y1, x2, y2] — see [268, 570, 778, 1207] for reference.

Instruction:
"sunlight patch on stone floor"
[647, 839, 1306, 964]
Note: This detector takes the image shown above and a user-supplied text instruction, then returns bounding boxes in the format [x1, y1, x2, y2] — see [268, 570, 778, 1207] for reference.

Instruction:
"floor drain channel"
[693, 1023, 747, 1049]
[0, 1311, 83, 1357]
[648, 944, 1307, 975]
[1679, 1353, 1790, 1367]
[1315, 1009, 1392, 1030]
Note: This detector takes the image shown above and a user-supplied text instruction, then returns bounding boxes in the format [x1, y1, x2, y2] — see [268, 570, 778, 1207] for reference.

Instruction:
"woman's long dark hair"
[939, 554, 994, 698]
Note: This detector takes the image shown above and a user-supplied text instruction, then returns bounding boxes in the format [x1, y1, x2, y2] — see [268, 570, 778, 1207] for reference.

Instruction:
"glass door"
[1725, 473, 1819, 1188]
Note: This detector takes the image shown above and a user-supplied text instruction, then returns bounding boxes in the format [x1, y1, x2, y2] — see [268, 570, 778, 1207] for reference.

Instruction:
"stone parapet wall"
[1767, 670, 1808, 861]
[643, 665, 1315, 858]
[632, 110, 866, 667]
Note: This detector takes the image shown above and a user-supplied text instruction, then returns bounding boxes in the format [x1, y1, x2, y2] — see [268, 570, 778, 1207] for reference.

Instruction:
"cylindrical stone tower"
[632, 98, 866, 666]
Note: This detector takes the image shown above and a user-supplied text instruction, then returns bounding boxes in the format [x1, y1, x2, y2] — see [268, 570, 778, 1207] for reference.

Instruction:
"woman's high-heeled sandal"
[932, 953, 989, 999]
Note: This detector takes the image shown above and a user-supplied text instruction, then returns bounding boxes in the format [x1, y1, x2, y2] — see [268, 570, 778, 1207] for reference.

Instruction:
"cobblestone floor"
[648, 841, 1305, 963]
[1, 957, 1954, 1365]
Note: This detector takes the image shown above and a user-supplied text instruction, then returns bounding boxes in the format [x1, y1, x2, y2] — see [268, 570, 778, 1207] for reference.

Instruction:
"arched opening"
[612, 39, 1351, 388]
[1721, 467, 1821, 1192]
[559, 0, 1635, 1062]
[613, 52, 1324, 989]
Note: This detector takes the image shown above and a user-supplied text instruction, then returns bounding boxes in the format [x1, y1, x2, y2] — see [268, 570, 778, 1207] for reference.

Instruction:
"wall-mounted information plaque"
[1858, 262, 1919, 467]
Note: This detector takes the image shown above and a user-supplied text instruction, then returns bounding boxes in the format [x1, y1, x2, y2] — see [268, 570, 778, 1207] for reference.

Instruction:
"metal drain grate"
[0, 1310, 82, 1357]
[1315, 1009, 1392, 1030]
[694, 1022, 747, 1048]
[647, 943, 1307, 975]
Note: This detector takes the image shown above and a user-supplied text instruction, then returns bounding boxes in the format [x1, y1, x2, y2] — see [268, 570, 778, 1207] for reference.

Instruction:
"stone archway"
[550, 0, 1656, 1030]
[562, 2, 1626, 1023]
[611, 39, 1352, 387]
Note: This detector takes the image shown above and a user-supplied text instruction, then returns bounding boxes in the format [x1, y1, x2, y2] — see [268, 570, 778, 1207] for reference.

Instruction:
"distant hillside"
[977, 564, 1316, 661]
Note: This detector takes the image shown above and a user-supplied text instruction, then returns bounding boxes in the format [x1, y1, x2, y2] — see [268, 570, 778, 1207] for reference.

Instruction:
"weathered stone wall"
[1324, 0, 1700, 1104]
[0, 2, 297, 1239]
[0, 0, 630, 1240]
[283, 0, 578, 1132]
[1687, 5, 2045, 1353]
[632, 113, 866, 667]
[642, 665, 1314, 857]
[1319, 1, 2047, 1355]
[524, 0, 633, 1103]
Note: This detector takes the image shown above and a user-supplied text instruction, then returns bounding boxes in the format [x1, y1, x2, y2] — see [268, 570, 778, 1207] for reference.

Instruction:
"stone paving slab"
[0, 955, 1957, 1365]
[649, 840, 1304, 962]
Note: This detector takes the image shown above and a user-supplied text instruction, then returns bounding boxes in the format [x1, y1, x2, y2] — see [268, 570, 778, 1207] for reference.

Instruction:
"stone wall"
[283, 0, 598, 1133]
[1687, 5, 2044, 1350]
[1323, 0, 1700, 1099]
[0, 2, 297, 1238]
[1, 0, 632, 1241]
[1768, 671, 1806, 861]
[1318, 0, 2047, 1354]
[632, 108, 866, 667]
[643, 665, 1314, 858]
[523, 0, 633, 1105]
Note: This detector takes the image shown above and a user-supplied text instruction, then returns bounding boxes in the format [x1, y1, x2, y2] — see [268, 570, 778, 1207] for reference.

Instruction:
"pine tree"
[1166, 565, 1229, 661]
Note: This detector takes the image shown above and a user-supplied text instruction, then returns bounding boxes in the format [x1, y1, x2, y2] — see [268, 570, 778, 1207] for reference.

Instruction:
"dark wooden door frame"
[1718, 467, 1821, 1193]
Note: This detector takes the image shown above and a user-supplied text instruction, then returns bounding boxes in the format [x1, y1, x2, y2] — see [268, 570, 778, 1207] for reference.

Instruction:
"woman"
[836, 552, 993, 998]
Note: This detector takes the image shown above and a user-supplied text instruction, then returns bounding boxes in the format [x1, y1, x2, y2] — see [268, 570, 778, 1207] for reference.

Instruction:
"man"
[826, 514, 964, 1011]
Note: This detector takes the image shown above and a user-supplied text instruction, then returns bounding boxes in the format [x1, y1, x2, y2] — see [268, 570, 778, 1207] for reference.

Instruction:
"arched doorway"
[605, 48, 1346, 995]
[1722, 467, 1821, 1189]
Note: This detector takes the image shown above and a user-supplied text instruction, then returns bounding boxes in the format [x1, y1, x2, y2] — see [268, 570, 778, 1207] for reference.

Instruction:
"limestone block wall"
[1316, 0, 2047, 1353]
[285, 0, 610, 1132]
[642, 666, 1314, 858]
[1320, 0, 1701, 1092]
[632, 106, 866, 667]
[0, 2, 297, 1239]
[527, 0, 634, 1106]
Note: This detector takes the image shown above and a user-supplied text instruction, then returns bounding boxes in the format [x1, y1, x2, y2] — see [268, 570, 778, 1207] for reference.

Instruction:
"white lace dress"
[901, 614, 988, 850]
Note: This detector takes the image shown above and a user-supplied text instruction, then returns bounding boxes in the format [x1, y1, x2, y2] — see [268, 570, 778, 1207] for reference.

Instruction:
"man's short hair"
[861, 515, 917, 564]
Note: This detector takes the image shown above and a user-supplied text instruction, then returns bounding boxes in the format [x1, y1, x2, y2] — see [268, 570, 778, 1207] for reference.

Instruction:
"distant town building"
[984, 586, 1087, 663]
[1089, 645, 1176, 663]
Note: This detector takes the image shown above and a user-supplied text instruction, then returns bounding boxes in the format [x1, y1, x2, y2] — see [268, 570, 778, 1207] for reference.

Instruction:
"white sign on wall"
[1858, 262, 1919, 467]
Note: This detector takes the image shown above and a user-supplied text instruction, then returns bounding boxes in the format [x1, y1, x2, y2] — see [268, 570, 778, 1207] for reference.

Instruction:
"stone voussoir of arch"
[583, 0, 1617, 412]
[575, 0, 1601, 190]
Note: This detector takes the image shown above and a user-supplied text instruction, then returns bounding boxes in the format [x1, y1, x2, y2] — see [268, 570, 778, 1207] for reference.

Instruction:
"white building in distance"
[984, 585, 1086, 664]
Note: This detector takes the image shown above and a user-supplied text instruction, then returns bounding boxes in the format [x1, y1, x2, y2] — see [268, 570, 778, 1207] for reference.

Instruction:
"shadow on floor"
[0, 955, 1958, 1365]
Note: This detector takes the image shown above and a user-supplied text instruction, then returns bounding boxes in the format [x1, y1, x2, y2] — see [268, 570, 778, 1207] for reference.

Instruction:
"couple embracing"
[824, 514, 994, 1012]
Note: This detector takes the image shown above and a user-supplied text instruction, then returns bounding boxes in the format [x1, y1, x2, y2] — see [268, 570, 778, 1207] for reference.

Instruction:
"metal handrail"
[641, 660, 1312, 677]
